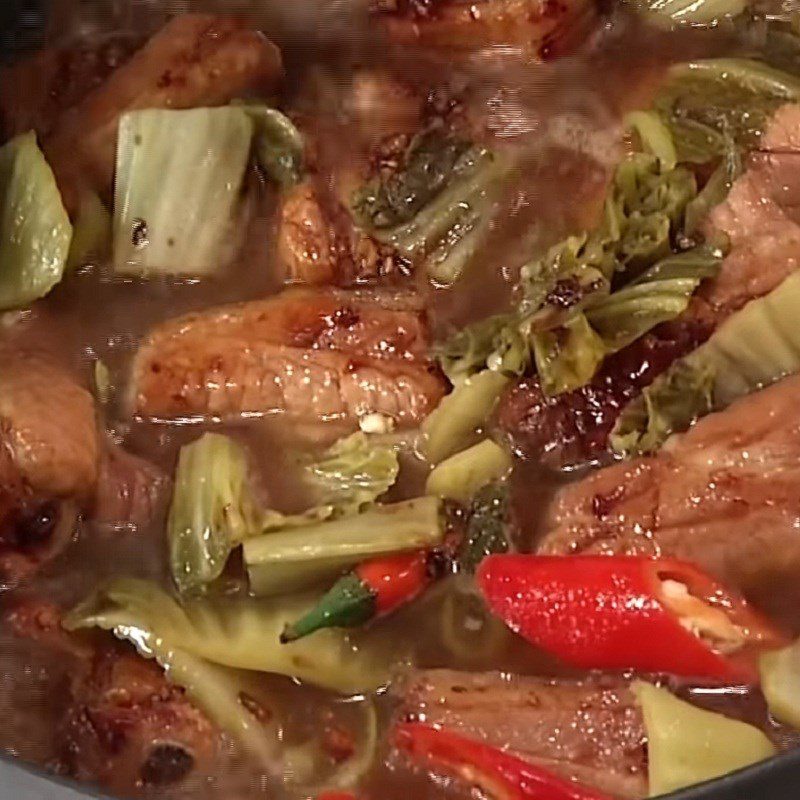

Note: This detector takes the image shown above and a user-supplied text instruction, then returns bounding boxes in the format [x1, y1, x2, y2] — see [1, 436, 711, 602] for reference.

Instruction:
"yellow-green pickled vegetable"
[761, 640, 800, 730]
[114, 107, 253, 276]
[65, 578, 391, 694]
[243, 496, 442, 596]
[634, 681, 775, 797]
[629, 0, 746, 28]
[168, 433, 261, 594]
[0, 131, 72, 310]
[425, 439, 512, 504]
[422, 369, 510, 464]
[66, 191, 112, 270]
[613, 269, 800, 454]
[655, 59, 800, 162]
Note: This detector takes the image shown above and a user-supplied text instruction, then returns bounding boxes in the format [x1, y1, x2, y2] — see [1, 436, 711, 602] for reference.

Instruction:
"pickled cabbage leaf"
[435, 313, 529, 385]
[520, 153, 696, 316]
[168, 432, 401, 594]
[65, 578, 392, 693]
[304, 432, 399, 512]
[584, 243, 722, 352]
[244, 105, 305, 188]
[168, 433, 261, 595]
[425, 439, 512, 504]
[634, 681, 775, 796]
[0, 132, 72, 310]
[113, 107, 253, 276]
[532, 312, 606, 396]
[460, 483, 512, 574]
[628, 0, 745, 29]
[352, 129, 507, 286]
[612, 269, 800, 454]
[243, 496, 443, 596]
[655, 59, 800, 163]
[532, 243, 721, 397]
[760, 639, 800, 730]
[611, 360, 715, 455]
[352, 130, 475, 229]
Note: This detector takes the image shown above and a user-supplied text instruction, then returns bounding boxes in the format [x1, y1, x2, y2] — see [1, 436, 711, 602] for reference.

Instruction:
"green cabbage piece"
[66, 191, 112, 271]
[244, 105, 305, 188]
[628, 0, 745, 28]
[305, 431, 399, 512]
[0, 131, 72, 310]
[243, 496, 443, 596]
[352, 130, 475, 229]
[655, 58, 800, 163]
[634, 681, 775, 797]
[531, 243, 721, 397]
[168, 433, 261, 595]
[519, 153, 696, 317]
[64, 578, 392, 694]
[422, 369, 510, 464]
[584, 243, 723, 352]
[611, 360, 715, 455]
[113, 107, 253, 276]
[351, 129, 507, 286]
[425, 439, 512, 505]
[612, 268, 800, 455]
[435, 312, 530, 385]
[168, 432, 401, 595]
[531, 312, 607, 396]
[760, 638, 800, 731]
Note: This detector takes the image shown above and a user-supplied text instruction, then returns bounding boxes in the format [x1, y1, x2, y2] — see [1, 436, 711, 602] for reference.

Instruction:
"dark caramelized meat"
[5, 600, 215, 794]
[498, 317, 712, 469]
[131, 287, 445, 427]
[0, 34, 139, 140]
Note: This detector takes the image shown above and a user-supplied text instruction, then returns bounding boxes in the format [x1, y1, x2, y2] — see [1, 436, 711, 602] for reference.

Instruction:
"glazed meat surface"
[130, 287, 445, 426]
[539, 373, 800, 624]
[399, 669, 647, 799]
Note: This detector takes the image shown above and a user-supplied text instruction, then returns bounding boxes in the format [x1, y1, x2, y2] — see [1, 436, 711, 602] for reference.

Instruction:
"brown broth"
[0, 3, 796, 799]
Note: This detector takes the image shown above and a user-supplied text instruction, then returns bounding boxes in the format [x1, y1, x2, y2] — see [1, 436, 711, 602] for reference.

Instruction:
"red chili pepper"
[477, 555, 786, 682]
[282, 550, 438, 642]
[395, 722, 611, 800]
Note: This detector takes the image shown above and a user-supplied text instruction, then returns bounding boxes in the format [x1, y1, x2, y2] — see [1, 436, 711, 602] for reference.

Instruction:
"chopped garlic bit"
[359, 412, 396, 435]
[660, 579, 746, 654]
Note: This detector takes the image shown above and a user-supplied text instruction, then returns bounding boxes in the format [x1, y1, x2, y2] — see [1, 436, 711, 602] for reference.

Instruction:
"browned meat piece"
[278, 181, 339, 285]
[130, 287, 445, 426]
[43, 13, 283, 210]
[5, 600, 216, 794]
[92, 439, 169, 532]
[0, 349, 98, 588]
[348, 71, 424, 141]
[0, 349, 98, 499]
[375, 0, 597, 59]
[497, 104, 800, 469]
[539, 373, 800, 624]
[399, 669, 647, 799]
[277, 178, 406, 286]
[0, 34, 139, 140]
